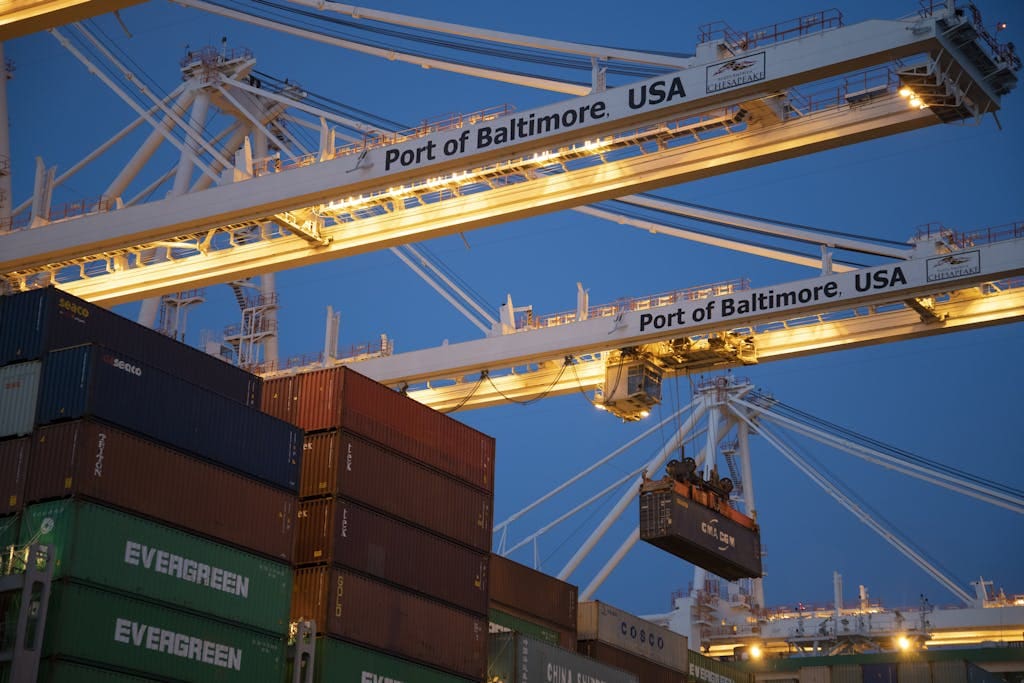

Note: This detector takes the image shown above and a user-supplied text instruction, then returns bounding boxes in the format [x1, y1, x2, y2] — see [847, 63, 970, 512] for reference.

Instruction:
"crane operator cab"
[596, 357, 662, 421]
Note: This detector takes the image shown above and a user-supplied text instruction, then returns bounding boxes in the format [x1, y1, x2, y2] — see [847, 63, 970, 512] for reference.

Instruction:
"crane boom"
[3, 4, 1016, 301]
[340, 235, 1024, 413]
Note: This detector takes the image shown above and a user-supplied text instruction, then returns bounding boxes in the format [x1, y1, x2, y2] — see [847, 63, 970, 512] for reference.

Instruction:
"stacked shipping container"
[489, 553, 579, 651]
[577, 600, 689, 682]
[264, 366, 496, 682]
[0, 288, 297, 682]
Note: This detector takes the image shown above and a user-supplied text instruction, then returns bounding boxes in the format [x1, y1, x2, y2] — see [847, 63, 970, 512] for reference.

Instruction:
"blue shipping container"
[36, 344, 300, 492]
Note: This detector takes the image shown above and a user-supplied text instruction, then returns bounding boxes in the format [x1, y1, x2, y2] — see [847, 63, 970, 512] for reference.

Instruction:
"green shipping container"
[0, 514, 18, 550]
[689, 648, 753, 683]
[293, 637, 474, 683]
[489, 608, 560, 645]
[37, 582, 287, 682]
[1, 660, 166, 681]
[20, 500, 292, 634]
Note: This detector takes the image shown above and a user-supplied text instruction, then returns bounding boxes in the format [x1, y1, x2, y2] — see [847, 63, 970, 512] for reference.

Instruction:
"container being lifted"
[639, 458, 762, 581]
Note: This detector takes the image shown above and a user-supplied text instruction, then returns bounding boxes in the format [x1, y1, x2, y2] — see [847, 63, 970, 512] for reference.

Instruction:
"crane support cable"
[175, 0, 592, 95]
[734, 395, 1024, 512]
[730, 408, 974, 605]
[283, 0, 693, 68]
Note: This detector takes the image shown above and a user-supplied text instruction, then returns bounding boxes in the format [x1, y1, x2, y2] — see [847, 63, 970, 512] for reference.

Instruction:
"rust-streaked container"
[36, 344, 299, 492]
[263, 367, 495, 493]
[489, 554, 578, 632]
[27, 419, 296, 561]
[291, 565, 487, 681]
[300, 430, 492, 551]
[0, 287, 262, 406]
[0, 361, 40, 439]
[0, 437, 29, 515]
[639, 484, 762, 581]
[577, 640, 685, 683]
[295, 496, 488, 614]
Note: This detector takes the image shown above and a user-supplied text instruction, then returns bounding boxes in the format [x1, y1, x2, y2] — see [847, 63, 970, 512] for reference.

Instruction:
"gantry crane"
[1, 0, 1019, 305]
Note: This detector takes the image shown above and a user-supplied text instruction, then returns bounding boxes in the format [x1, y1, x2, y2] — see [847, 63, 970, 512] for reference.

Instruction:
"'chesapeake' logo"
[926, 251, 980, 282]
[102, 354, 142, 376]
[706, 52, 766, 93]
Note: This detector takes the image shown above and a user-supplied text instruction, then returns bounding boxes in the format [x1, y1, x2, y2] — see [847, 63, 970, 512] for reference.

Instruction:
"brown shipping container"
[27, 419, 295, 561]
[300, 430, 492, 551]
[291, 565, 487, 681]
[295, 497, 488, 615]
[264, 367, 495, 493]
[489, 554, 578, 632]
[0, 437, 29, 515]
[577, 640, 687, 683]
[639, 488, 762, 581]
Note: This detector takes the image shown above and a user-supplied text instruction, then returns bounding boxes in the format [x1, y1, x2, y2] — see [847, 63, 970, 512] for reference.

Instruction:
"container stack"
[0, 287, 300, 682]
[577, 600, 689, 682]
[262, 366, 495, 682]
[488, 553, 579, 651]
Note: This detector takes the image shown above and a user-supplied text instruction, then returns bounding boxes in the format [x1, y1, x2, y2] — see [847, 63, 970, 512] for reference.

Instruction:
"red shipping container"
[295, 497, 488, 615]
[27, 419, 296, 561]
[577, 640, 686, 683]
[0, 437, 29, 515]
[300, 430, 492, 552]
[263, 367, 494, 493]
[489, 554, 578, 632]
[292, 565, 486, 681]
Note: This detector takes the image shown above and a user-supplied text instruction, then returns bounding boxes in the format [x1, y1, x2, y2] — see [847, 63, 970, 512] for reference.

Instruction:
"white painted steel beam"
[32, 99, 935, 301]
[3, 10, 973, 276]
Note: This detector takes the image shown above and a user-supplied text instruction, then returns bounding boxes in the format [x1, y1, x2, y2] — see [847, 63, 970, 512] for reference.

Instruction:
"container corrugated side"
[300, 430, 492, 551]
[35, 660, 165, 682]
[268, 367, 496, 493]
[0, 437, 29, 515]
[295, 496, 488, 615]
[862, 663, 898, 683]
[489, 553, 577, 631]
[577, 640, 682, 683]
[801, 666, 831, 683]
[489, 608, 560, 646]
[831, 665, 862, 683]
[931, 661, 967, 683]
[0, 362, 40, 439]
[639, 488, 762, 581]
[21, 499, 292, 633]
[291, 565, 487, 680]
[0, 287, 262, 406]
[36, 345, 299, 492]
[0, 514, 18, 549]
[302, 637, 476, 683]
[33, 581, 286, 682]
[689, 648, 753, 683]
[577, 600, 687, 673]
[898, 662, 932, 683]
[27, 419, 296, 561]
[490, 632, 638, 683]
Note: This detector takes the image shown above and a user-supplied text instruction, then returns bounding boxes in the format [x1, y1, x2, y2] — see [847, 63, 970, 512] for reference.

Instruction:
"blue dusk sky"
[5, 0, 1022, 617]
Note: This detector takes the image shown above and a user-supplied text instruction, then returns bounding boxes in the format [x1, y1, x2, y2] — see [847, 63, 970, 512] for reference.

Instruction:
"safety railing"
[914, 221, 1024, 247]
[698, 9, 844, 51]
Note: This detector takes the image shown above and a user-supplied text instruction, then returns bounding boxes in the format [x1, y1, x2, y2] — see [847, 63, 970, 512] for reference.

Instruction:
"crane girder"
[2, 5, 1014, 300]
[344, 238, 1024, 411]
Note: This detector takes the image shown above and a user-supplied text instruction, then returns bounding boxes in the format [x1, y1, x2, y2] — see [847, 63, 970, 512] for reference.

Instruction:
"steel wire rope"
[413, 241, 498, 319]
[436, 371, 488, 414]
[480, 359, 572, 406]
[765, 422, 969, 589]
[240, 0, 672, 78]
[600, 201, 871, 268]
[749, 391, 1024, 498]
[211, 0, 592, 88]
[627, 192, 912, 248]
